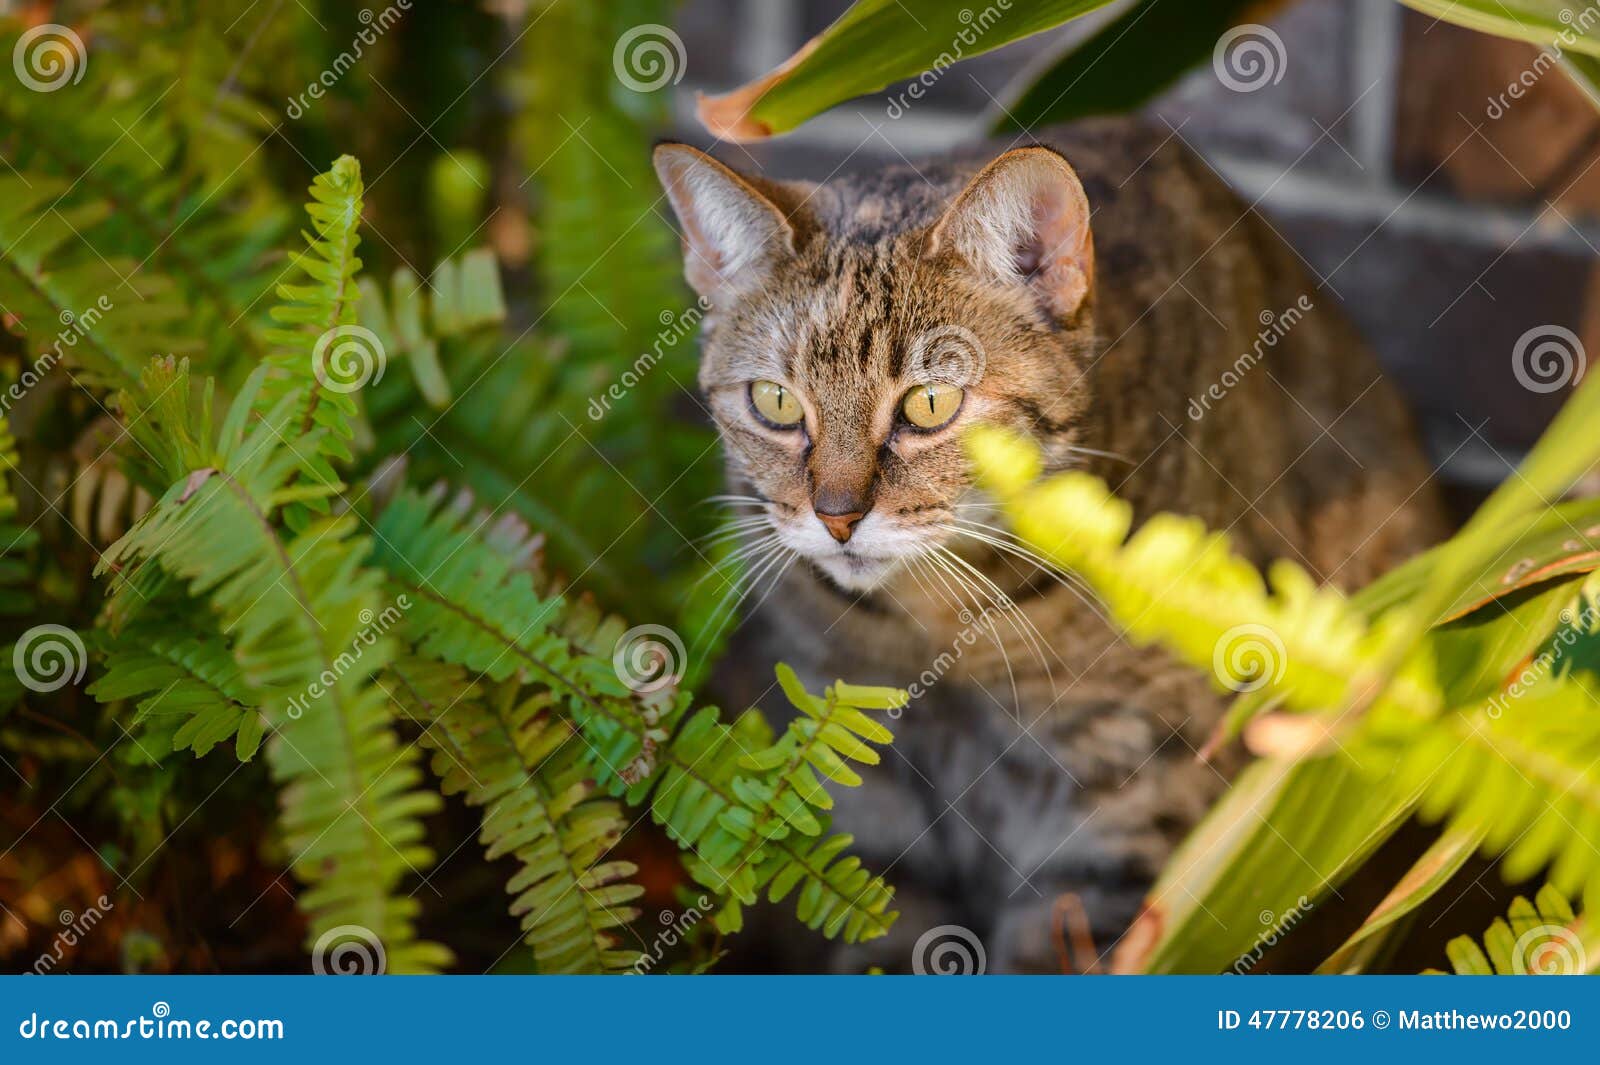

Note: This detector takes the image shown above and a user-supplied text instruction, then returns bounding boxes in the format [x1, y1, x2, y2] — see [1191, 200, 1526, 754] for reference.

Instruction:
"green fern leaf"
[388, 656, 646, 973]
[97, 361, 448, 973]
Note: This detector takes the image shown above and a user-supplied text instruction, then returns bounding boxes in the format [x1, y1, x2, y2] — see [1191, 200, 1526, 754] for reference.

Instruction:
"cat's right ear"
[652, 143, 797, 302]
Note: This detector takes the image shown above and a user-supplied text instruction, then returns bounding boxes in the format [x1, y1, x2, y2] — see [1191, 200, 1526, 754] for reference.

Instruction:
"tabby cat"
[653, 119, 1447, 973]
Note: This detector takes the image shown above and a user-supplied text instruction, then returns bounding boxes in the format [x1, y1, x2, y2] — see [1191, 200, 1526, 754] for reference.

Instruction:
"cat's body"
[656, 118, 1447, 973]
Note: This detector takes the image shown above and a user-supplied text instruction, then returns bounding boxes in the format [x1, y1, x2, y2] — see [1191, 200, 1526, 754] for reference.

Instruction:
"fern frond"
[0, 69, 283, 370]
[967, 427, 1443, 729]
[0, 175, 196, 392]
[974, 428, 1600, 910]
[88, 604, 265, 761]
[359, 249, 506, 408]
[1394, 676, 1600, 904]
[1432, 885, 1596, 974]
[388, 656, 646, 974]
[96, 360, 448, 973]
[0, 412, 37, 711]
[254, 155, 369, 511]
[368, 486, 903, 948]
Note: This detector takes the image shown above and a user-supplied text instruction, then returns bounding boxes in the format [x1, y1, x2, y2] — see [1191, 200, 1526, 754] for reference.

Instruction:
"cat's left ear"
[925, 146, 1094, 320]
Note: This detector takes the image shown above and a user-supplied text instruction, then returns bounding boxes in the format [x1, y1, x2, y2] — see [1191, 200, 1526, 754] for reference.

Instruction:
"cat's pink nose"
[816, 510, 866, 544]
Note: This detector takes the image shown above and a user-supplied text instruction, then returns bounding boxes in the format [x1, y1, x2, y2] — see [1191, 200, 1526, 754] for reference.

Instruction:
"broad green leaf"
[1560, 52, 1600, 109]
[1317, 822, 1487, 974]
[1438, 499, 1600, 622]
[1113, 753, 1411, 974]
[697, 0, 1119, 141]
[1361, 367, 1600, 709]
[994, 0, 1270, 131]
[1400, 1, 1600, 58]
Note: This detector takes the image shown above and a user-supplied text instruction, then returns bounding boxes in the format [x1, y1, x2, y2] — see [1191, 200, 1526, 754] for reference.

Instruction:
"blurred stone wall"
[671, 0, 1600, 494]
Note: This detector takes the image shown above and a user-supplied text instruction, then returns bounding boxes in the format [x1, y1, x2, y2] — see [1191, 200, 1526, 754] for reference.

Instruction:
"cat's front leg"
[943, 698, 1229, 973]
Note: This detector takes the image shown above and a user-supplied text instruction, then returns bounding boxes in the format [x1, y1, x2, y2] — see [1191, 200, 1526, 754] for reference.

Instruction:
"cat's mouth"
[807, 547, 904, 592]
[789, 520, 925, 591]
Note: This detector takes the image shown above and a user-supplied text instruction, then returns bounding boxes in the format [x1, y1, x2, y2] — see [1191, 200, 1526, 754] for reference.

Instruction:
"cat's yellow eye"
[750, 380, 804, 427]
[901, 382, 964, 429]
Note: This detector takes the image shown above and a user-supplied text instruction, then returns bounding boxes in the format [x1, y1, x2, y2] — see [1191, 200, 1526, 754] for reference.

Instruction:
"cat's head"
[654, 143, 1098, 592]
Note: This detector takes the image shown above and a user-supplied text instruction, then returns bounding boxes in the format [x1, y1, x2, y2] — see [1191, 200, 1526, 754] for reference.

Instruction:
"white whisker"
[920, 547, 1023, 717]
[930, 543, 1055, 694]
[941, 519, 1108, 624]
